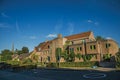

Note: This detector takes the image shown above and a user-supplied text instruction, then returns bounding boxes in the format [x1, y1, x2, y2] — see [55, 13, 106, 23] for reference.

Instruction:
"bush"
[59, 61, 99, 67]
[116, 52, 120, 68]
[7, 60, 20, 66]
[46, 63, 57, 68]
[22, 58, 33, 64]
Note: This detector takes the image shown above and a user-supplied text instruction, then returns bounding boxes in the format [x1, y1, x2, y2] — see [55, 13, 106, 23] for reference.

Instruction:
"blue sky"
[0, 0, 120, 52]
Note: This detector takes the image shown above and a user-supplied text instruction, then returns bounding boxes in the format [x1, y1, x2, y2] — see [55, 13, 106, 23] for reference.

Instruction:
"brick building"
[31, 31, 119, 63]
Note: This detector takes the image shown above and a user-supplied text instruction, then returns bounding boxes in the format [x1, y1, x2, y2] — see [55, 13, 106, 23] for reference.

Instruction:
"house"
[32, 31, 119, 63]
[12, 53, 30, 61]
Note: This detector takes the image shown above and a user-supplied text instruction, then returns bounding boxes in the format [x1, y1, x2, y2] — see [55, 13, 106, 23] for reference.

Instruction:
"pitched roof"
[37, 41, 52, 51]
[18, 53, 30, 60]
[65, 31, 92, 40]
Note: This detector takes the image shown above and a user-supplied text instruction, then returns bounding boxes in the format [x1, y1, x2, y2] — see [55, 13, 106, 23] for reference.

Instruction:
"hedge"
[46, 61, 99, 67]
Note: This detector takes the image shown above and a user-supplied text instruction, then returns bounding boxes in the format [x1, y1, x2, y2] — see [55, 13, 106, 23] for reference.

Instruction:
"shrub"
[22, 58, 33, 64]
[59, 61, 99, 67]
[46, 63, 57, 68]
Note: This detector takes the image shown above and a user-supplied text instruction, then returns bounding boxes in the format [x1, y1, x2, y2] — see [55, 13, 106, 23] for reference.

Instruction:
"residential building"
[32, 31, 119, 63]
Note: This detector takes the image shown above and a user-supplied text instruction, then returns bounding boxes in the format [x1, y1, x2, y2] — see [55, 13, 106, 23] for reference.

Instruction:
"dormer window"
[72, 41, 74, 44]
[38, 48, 41, 51]
[48, 45, 50, 49]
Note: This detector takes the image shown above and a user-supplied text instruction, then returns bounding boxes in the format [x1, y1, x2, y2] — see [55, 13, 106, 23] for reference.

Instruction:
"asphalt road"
[0, 68, 120, 80]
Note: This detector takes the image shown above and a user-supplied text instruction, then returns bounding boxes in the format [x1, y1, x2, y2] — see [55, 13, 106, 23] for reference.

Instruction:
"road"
[0, 68, 120, 80]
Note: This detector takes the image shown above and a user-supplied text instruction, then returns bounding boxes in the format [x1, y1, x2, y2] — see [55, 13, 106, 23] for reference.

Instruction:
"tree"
[76, 53, 82, 60]
[116, 52, 120, 67]
[96, 36, 105, 41]
[69, 51, 75, 62]
[22, 46, 29, 53]
[61, 50, 69, 62]
[17, 50, 23, 55]
[55, 48, 62, 62]
[1, 49, 13, 61]
[103, 53, 111, 61]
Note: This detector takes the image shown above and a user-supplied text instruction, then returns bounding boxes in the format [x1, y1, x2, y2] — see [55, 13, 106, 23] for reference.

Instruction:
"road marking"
[83, 73, 106, 79]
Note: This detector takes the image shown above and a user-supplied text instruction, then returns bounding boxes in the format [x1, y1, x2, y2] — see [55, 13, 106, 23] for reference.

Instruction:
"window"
[77, 47, 82, 51]
[38, 48, 41, 51]
[72, 41, 74, 44]
[70, 48, 74, 52]
[106, 43, 111, 48]
[48, 56, 50, 61]
[41, 57, 42, 62]
[77, 47, 79, 51]
[90, 45, 96, 50]
[80, 47, 82, 51]
[48, 45, 50, 49]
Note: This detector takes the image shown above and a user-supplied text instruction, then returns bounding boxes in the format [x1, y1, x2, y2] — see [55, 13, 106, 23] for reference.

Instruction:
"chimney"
[58, 34, 62, 38]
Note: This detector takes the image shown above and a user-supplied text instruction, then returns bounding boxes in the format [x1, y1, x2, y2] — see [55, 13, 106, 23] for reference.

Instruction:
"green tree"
[55, 48, 62, 62]
[1, 49, 13, 61]
[22, 46, 29, 53]
[82, 54, 93, 62]
[103, 53, 111, 61]
[61, 50, 69, 62]
[69, 51, 75, 62]
[96, 36, 105, 41]
[76, 53, 82, 60]
[116, 51, 120, 67]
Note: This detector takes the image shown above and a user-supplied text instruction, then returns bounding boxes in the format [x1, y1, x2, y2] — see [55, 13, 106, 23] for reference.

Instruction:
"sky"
[0, 0, 120, 52]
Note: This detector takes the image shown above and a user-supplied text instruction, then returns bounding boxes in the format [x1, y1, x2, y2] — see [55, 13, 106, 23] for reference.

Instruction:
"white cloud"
[29, 36, 37, 39]
[87, 19, 99, 26]
[46, 34, 57, 38]
[0, 23, 9, 28]
[1, 12, 9, 18]
[106, 37, 112, 40]
[16, 21, 20, 33]
[67, 23, 74, 35]
[87, 20, 93, 23]
[94, 22, 99, 25]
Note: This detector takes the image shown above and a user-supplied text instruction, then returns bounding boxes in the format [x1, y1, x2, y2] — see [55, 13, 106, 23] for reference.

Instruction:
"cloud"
[29, 36, 37, 39]
[46, 34, 57, 38]
[87, 20, 93, 23]
[54, 20, 63, 33]
[0, 23, 9, 28]
[16, 21, 20, 33]
[87, 19, 99, 26]
[67, 23, 74, 35]
[106, 37, 112, 40]
[1, 12, 9, 18]
[94, 22, 99, 25]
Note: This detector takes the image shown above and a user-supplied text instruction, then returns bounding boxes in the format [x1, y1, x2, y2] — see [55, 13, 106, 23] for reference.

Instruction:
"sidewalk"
[0, 70, 51, 80]
[61, 67, 117, 71]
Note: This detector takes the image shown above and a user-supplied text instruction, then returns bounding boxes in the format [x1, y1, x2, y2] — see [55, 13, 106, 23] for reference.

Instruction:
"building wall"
[100, 40, 119, 55]
[69, 43, 85, 55]
[86, 41, 100, 54]
[33, 32, 119, 63]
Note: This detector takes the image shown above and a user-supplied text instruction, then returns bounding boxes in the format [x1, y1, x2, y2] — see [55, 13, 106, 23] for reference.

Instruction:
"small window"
[90, 45, 96, 50]
[48, 56, 50, 61]
[41, 57, 42, 62]
[48, 45, 50, 49]
[90, 45, 92, 50]
[77, 47, 79, 51]
[106, 43, 111, 48]
[38, 48, 41, 51]
[72, 41, 74, 44]
[93, 45, 96, 49]
[80, 47, 82, 51]
[70, 48, 74, 52]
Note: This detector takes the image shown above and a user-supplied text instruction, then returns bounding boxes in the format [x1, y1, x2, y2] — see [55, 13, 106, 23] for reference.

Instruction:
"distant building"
[32, 31, 119, 63]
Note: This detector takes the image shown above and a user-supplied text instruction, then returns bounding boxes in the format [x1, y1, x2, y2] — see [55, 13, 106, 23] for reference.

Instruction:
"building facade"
[32, 31, 119, 63]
